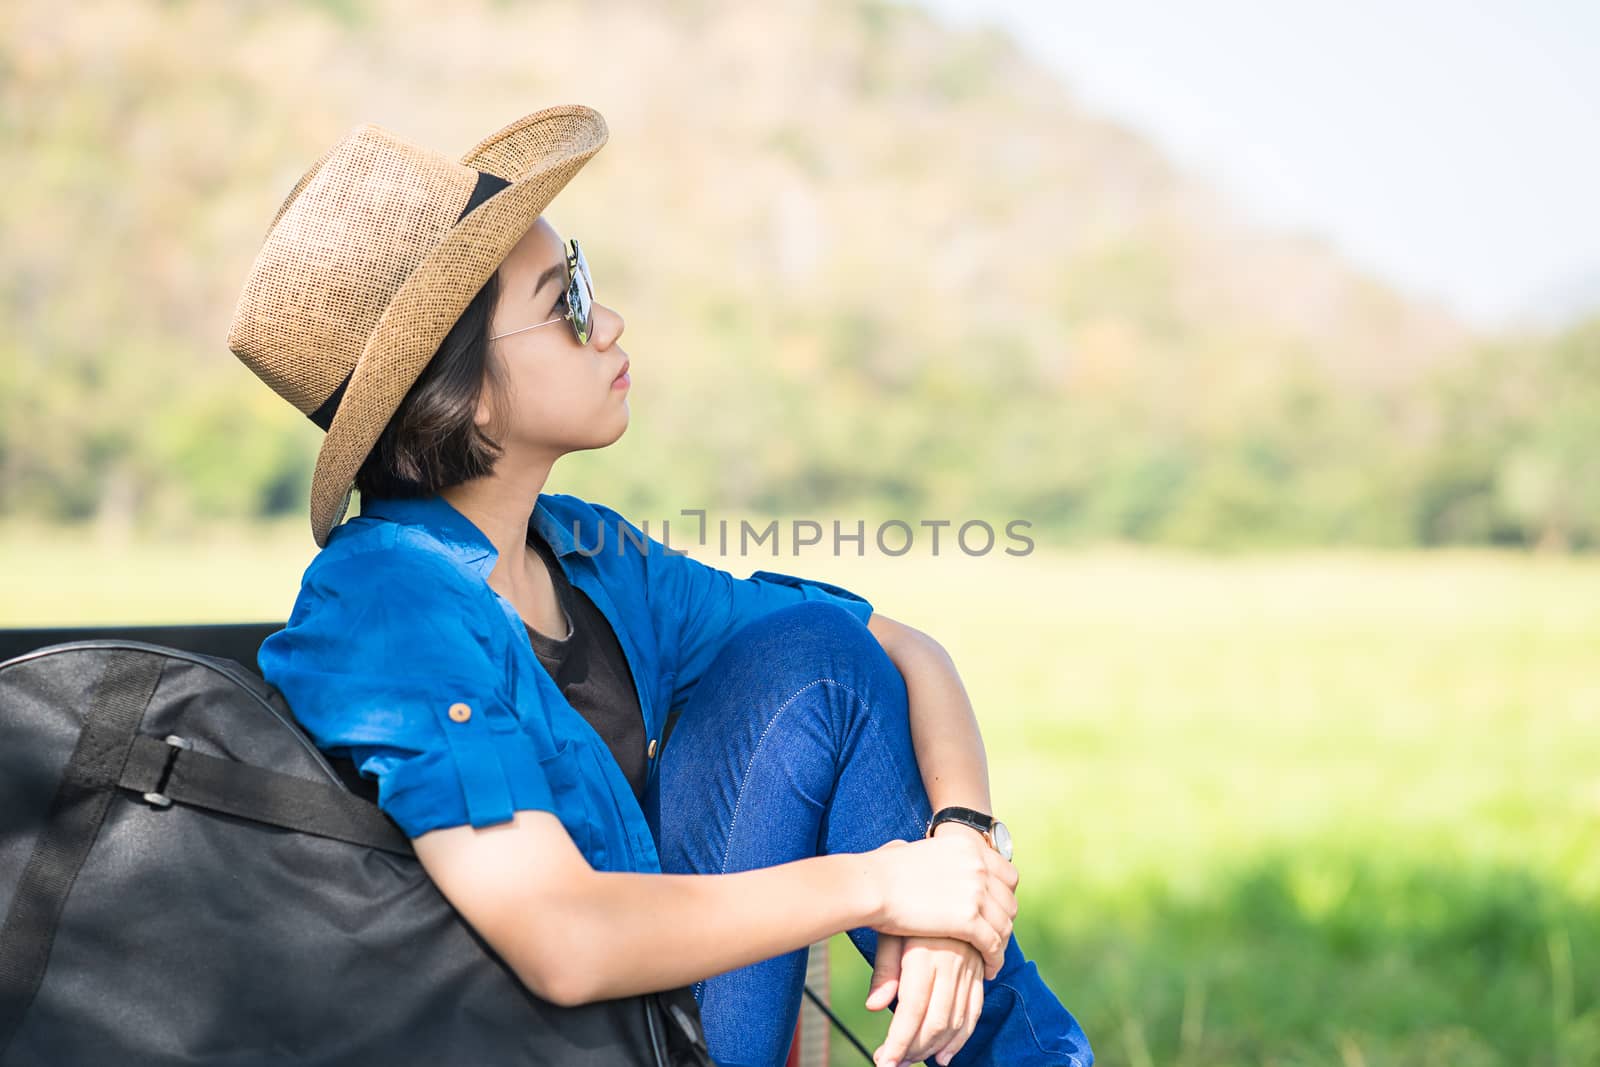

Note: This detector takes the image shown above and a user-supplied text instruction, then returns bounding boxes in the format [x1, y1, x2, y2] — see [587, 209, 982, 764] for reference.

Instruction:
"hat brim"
[306, 105, 608, 547]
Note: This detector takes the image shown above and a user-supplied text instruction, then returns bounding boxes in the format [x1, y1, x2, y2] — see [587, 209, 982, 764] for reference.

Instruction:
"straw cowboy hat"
[226, 105, 608, 546]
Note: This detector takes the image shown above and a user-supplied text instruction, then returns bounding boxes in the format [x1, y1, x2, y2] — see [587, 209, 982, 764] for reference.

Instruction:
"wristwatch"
[925, 805, 1013, 862]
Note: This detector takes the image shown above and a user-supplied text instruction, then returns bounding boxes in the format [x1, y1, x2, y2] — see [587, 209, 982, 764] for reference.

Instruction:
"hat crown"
[226, 124, 479, 415]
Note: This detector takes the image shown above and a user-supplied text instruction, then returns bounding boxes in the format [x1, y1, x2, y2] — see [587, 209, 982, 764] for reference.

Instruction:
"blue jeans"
[643, 601, 1093, 1067]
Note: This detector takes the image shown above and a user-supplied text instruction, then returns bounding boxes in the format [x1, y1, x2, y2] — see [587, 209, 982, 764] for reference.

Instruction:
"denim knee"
[721, 600, 903, 705]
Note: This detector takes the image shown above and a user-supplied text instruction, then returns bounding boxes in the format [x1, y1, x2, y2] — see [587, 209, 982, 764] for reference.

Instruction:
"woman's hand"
[865, 933, 986, 1067]
[867, 835, 1018, 979]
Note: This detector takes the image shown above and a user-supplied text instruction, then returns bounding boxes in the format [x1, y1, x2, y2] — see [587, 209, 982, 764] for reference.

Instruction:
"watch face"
[991, 820, 1013, 861]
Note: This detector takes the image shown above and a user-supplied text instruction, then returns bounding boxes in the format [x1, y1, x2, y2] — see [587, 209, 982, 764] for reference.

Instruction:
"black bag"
[0, 641, 717, 1066]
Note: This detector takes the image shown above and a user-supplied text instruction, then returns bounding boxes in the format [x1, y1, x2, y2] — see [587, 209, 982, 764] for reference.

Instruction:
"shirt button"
[448, 702, 473, 723]
[647, 738, 658, 759]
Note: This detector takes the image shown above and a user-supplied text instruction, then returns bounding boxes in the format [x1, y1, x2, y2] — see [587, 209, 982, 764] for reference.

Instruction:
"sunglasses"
[487, 238, 595, 345]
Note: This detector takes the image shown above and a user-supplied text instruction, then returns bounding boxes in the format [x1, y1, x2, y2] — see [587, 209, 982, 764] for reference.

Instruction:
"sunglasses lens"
[568, 241, 595, 343]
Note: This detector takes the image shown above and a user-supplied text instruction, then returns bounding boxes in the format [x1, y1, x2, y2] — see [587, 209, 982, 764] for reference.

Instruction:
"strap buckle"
[141, 734, 193, 808]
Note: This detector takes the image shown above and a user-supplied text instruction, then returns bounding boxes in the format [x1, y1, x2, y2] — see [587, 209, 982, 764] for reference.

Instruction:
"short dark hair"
[354, 269, 507, 499]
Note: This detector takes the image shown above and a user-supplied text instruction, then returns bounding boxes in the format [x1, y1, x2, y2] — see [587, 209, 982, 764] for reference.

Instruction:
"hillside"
[3, 0, 1590, 548]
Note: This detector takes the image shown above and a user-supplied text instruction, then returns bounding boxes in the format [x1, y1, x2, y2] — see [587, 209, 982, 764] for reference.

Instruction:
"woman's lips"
[611, 359, 630, 390]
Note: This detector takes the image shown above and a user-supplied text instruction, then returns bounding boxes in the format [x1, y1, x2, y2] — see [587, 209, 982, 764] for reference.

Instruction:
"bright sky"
[914, 0, 1600, 331]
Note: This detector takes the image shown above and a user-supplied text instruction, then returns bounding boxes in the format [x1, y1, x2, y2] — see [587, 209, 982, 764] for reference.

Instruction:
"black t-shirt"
[523, 526, 648, 804]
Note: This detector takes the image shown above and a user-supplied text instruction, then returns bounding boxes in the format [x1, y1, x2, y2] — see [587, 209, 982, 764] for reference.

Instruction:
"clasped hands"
[865, 823, 1018, 1067]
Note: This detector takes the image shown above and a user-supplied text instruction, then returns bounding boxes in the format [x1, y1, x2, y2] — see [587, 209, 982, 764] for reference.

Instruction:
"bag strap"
[117, 733, 414, 856]
[0, 651, 165, 1055]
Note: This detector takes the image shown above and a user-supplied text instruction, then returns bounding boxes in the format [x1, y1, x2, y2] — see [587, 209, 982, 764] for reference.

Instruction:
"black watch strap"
[925, 805, 995, 838]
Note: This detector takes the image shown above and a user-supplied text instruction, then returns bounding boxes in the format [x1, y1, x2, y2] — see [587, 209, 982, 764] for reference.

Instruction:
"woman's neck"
[439, 458, 556, 600]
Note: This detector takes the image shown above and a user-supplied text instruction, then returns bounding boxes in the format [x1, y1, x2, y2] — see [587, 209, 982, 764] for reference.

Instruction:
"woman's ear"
[474, 351, 503, 430]
[474, 356, 514, 444]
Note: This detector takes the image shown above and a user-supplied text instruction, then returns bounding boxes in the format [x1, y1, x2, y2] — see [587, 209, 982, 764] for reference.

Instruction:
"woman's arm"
[864, 612, 993, 835]
[412, 808, 1018, 1007]
[861, 612, 1000, 1066]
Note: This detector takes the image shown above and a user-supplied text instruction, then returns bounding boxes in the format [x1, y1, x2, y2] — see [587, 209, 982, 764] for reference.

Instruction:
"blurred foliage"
[0, 0, 1595, 551]
[1024, 853, 1600, 1067]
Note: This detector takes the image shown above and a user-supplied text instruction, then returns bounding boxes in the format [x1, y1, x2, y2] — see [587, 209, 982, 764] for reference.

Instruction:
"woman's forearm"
[866, 612, 993, 823]
[536, 851, 884, 1005]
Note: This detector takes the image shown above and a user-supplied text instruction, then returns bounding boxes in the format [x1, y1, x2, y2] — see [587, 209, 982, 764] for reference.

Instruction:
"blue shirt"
[258, 492, 876, 874]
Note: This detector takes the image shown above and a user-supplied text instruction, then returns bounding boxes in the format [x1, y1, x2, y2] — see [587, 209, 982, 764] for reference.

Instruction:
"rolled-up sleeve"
[590, 503, 876, 714]
[259, 549, 557, 839]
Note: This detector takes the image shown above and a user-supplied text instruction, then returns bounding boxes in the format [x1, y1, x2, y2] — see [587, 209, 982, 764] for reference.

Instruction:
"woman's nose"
[592, 302, 625, 349]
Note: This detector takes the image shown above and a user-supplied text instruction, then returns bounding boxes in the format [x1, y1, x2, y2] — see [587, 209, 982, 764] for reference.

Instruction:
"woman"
[228, 105, 1091, 1067]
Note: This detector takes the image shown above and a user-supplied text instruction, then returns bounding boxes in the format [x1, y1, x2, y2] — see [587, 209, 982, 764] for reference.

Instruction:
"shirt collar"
[356, 492, 583, 575]
[529, 496, 582, 557]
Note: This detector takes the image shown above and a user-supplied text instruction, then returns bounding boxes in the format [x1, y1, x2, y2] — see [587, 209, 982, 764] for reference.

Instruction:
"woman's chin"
[592, 408, 630, 449]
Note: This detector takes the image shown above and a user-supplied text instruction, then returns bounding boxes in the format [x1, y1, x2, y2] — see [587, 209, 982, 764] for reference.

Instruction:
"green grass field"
[4, 524, 1596, 1066]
